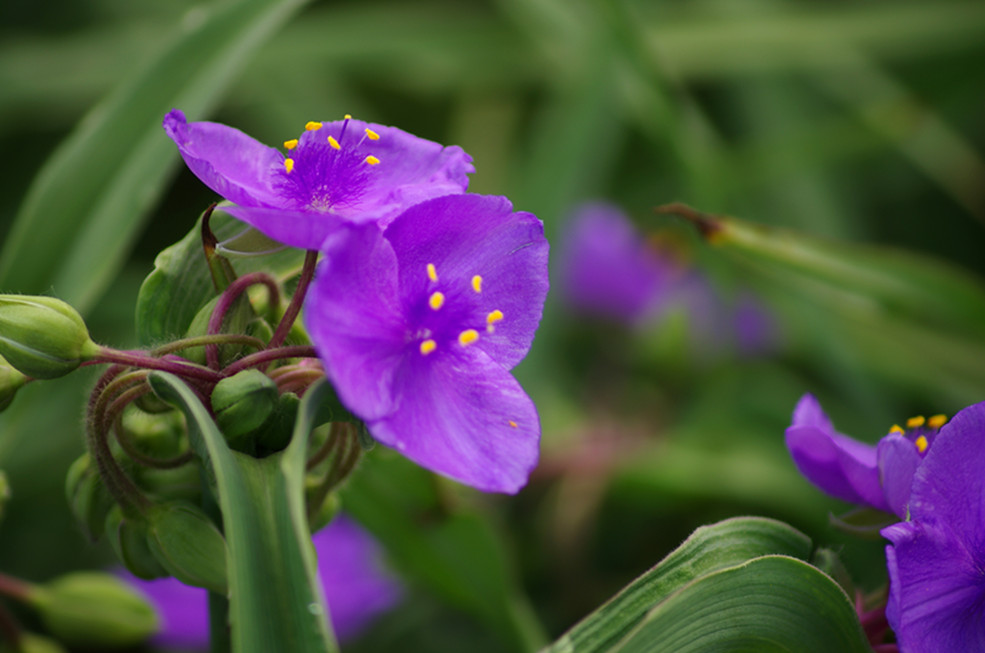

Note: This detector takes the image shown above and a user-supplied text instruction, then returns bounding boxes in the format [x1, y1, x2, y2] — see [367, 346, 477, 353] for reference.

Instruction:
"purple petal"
[732, 291, 779, 354]
[115, 570, 209, 650]
[785, 395, 889, 511]
[315, 515, 403, 642]
[877, 433, 922, 519]
[882, 521, 985, 652]
[384, 194, 549, 369]
[557, 203, 668, 324]
[163, 109, 284, 208]
[221, 205, 346, 250]
[907, 400, 985, 538]
[367, 345, 540, 493]
[305, 226, 407, 421]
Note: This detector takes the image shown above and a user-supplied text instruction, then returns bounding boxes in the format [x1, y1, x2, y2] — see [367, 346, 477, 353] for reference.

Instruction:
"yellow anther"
[487, 310, 504, 324]
[906, 416, 926, 429]
[458, 329, 479, 346]
[471, 275, 483, 293]
[305, 121, 322, 131]
[420, 339, 437, 355]
[915, 435, 929, 454]
[508, 420, 518, 428]
[283, 139, 298, 150]
[365, 128, 380, 140]
[928, 414, 947, 429]
[284, 158, 294, 173]
[365, 155, 380, 165]
[327, 136, 341, 150]
[429, 292, 445, 310]
[427, 263, 438, 282]
[889, 425, 904, 435]
[344, 114, 352, 120]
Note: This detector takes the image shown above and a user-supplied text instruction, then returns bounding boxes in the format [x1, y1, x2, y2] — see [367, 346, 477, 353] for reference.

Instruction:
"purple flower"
[163, 110, 474, 249]
[785, 394, 947, 517]
[119, 514, 401, 649]
[731, 291, 779, 355]
[305, 194, 549, 493]
[557, 203, 675, 324]
[881, 401, 985, 652]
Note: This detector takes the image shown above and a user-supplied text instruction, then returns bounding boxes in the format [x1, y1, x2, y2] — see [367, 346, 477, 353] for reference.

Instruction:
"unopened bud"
[146, 502, 227, 594]
[27, 572, 158, 648]
[0, 295, 98, 379]
[66, 454, 113, 541]
[0, 355, 27, 412]
[212, 369, 277, 450]
[105, 507, 168, 580]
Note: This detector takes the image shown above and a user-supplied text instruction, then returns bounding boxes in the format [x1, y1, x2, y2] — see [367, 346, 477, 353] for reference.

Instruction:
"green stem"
[152, 334, 266, 357]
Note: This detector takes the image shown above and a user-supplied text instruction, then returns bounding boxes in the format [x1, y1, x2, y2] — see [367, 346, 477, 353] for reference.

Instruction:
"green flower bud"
[134, 463, 202, 505]
[0, 354, 27, 412]
[146, 502, 227, 594]
[104, 507, 168, 580]
[0, 295, 99, 379]
[255, 391, 299, 455]
[0, 632, 68, 653]
[27, 572, 158, 648]
[306, 489, 340, 534]
[65, 454, 114, 541]
[211, 369, 277, 451]
[120, 407, 185, 458]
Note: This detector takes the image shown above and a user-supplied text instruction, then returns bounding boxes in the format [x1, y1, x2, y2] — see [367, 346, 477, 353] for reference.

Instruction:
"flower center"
[278, 116, 383, 212]
[889, 414, 947, 456]
[414, 263, 504, 356]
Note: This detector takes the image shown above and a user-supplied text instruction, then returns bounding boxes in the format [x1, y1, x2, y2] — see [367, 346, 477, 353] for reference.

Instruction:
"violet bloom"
[557, 203, 673, 324]
[120, 515, 401, 650]
[785, 394, 947, 518]
[306, 194, 549, 493]
[881, 401, 985, 652]
[163, 110, 474, 249]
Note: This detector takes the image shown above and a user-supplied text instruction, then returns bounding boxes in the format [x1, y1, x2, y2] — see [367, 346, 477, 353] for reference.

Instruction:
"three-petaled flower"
[164, 110, 474, 248]
[785, 393, 948, 518]
[305, 194, 549, 493]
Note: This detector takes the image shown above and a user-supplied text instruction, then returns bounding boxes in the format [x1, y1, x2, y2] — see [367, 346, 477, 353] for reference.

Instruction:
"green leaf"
[0, 0, 310, 314]
[147, 372, 336, 653]
[136, 208, 304, 346]
[341, 454, 546, 653]
[610, 555, 870, 653]
[543, 516, 812, 653]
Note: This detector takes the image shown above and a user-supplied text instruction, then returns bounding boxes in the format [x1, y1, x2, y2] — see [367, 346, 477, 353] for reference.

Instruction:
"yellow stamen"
[458, 329, 479, 346]
[327, 136, 341, 150]
[427, 263, 438, 282]
[906, 416, 926, 429]
[508, 420, 518, 428]
[305, 121, 322, 131]
[429, 292, 445, 310]
[365, 128, 380, 140]
[344, 114, 352, 119]
[420, 339, 437, 355]
[471, 275, 482, 293]
[487, 310, 504, 324]
[365, 155, 380, 165]
[915, 435, 929, 454]
[928, 414, 947, 429]
[284, 158, 294, 173]
[890, 425, 904, 435]
[283, 139, 298, 150]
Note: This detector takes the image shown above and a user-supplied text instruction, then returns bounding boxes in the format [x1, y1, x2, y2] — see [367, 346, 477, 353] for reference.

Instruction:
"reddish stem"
[267, 250, 319, 355]
[0, 573, 32, 602]
[223, 346, 317, 377]
[206, 272, 281, 369]
[95, 349, 222, 383]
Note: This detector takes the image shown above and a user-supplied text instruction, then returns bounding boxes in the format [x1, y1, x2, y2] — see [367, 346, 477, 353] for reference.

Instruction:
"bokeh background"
[1, 0, 984, 650]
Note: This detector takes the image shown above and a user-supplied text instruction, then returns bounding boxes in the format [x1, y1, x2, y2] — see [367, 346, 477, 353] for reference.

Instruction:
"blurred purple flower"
[731, 291, 779, 355]
[881, 401, 985, 652]
[163, 110, 473, 249]
[120, 514, 401, 650]
[785, 394, 947, 518]
[306, 194, 549, 493]
[557, 203, 676, 324]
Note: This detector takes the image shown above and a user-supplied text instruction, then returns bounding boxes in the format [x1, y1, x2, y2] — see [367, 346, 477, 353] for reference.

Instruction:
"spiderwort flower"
[305, 194, 549, 493]
[785, 394, 948, 518]
[163, 110, 474, 248]
[881, 401, 985, 652]
[119, 514, 402, 649]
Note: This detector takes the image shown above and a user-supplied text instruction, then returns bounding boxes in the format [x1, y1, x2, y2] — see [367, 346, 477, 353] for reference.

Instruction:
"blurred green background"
[1, 0, 984, 650]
